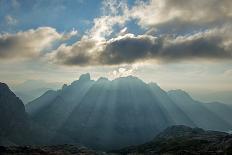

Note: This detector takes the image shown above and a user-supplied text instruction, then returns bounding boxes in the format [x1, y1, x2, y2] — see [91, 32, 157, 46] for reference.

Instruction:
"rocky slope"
[0, 145, 106, 155]
[114, 125, 232, 155]
[1, 126, 231, 155]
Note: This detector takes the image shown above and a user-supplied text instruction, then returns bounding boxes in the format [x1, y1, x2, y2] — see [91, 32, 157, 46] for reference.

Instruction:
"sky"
[0, 0, 232, 97]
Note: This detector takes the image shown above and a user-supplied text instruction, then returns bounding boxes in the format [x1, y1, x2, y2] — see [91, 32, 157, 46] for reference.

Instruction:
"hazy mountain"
[191, 90, 232, 105]
[12, 80, 61, 103]
[168, 90, 232, 131]
[202, 102, 232, 127]
[26, 73, 232, 150]
[115, 125, 232, 154]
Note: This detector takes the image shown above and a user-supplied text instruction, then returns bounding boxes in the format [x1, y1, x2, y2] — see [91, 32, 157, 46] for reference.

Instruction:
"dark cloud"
[99, 35, 160, 64]
[49, 27, 232, 66]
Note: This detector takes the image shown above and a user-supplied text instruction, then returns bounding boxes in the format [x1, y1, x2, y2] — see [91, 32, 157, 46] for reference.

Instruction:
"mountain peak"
[0, 82, 16, 98]
[0, 82, 9, 90]
[79, 73, 91, 81]
[114, 75, 142, 83]
[149, 82, 161, 88]
[62, 84, 68, 90]
[168, 89, 191, 98]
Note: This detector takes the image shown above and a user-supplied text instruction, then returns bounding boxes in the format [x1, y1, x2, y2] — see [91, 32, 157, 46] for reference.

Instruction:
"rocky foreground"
[114, 125, 232, 155]
[1, 125, 232, 155]
[0, 144, 108, 155]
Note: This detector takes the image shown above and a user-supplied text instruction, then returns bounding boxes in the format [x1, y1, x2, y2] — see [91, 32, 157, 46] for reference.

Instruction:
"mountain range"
[24, 73, 232, 150]
[0, 73, 232, 151]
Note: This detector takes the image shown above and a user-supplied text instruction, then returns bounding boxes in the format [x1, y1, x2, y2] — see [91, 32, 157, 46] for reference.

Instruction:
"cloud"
[4, 0, 231, 66]
[130, 0, 232, 28]
[108, 64, 139, 79]
[87, 0, 129, 40]
[49, 26, 232, 66]
[0, 27, 77, 60]
[47, 38, 100, 66]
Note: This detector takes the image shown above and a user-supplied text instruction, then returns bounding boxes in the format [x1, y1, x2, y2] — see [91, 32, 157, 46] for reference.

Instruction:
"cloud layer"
[48, 26, 232, 66]
[130, 0, 232, 28]
[0, 27, 77, 60]
[1, 0, 232, 66]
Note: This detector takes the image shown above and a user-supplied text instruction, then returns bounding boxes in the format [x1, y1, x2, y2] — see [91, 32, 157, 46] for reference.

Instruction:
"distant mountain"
[26, 73, 232, 150]
[0, 82, 31, 145]
[168, 90, 232, 131]
[115, 125, 232, 154]
[191, 90, 232, 105]
[12, 80, 61, 103]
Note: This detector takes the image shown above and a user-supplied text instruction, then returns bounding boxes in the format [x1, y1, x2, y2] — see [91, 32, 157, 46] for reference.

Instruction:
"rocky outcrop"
[115, 125, 232, 154]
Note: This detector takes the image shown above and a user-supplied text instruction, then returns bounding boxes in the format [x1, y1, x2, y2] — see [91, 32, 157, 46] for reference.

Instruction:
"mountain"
[0, 82, 31, 145]
[12, 80, 61, 103]
[191, 90, 232, 105]
[0, 82, 63, 146]
[168, 90, 232, 131]
[115, 125, 232, 154]
[26, 73, 232, 150]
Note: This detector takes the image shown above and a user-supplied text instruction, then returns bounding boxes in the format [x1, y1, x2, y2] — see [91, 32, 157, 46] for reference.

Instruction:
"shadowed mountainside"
[0, 82, 31, 145]
[25, 73, 232, 150]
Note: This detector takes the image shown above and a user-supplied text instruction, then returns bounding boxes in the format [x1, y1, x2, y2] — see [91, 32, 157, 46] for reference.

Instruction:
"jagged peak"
[168, 89, 190, 96]
[149, 82, 160, 88]
[113, 75, 143, 83]
[167, 89, 194, 102]
[62, 84, 68, 90]
[79, 73, 91, 81]
[0, 82, 9, 90]
[0, 82, 15, 97]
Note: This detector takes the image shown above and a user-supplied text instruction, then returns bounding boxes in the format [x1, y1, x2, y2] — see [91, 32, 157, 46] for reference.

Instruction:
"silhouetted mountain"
[0, 82, 31, 145]
[26, 73, 232, 150]
[115, 125, 232, 154]
[0, 82, 64, 146]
